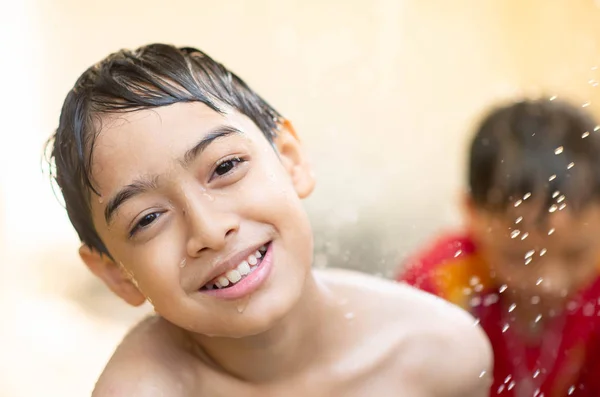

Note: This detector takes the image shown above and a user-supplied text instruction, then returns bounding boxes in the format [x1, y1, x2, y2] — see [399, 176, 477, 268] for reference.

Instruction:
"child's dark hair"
[46, 43, 282, 256]
[468, 99, 600, 215]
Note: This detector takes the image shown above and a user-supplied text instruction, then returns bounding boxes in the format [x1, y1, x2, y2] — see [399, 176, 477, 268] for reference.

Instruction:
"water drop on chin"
[98, 196, 104, 204]
[237, 295, 251, 313]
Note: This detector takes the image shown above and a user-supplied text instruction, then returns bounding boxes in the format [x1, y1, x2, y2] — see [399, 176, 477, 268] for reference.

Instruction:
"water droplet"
[508, 303, 517, 312]
[552, 191, 560, 198]
[549, 174, 557, 181]
[237, 295, 251, 313]
[549, 204, 558, 213]
[583, 131, 590, 138]
[474, 284, 484, 293]
[179, 258, 187, 268]
[515, 216, 523, 224]
[463, 287, 472, 295]
[582, 101, 591, 108]
[502, 323, 510, 333]
[98, 197, 104, 204]
[531, 296, 541, 304]
[454, 250, 462, 258]
[514, 199, 523, 207]
[559, 203, 567, 211]
[557, 195, 565, 203]
[535, 314, 543, 323]
[536, 277, 543, 285]
[511, 230, 521, 239]
[498, 385, 505, 393]
[568, 385, 576, 395]
[555, 146, 564, 155]
[540, 248, 547, 256]
[479, 370, 487, 378]
[525, 250, 535, 259]
[470, 296, 482, 307]
[549, 95, 558, 101]
[504, 375, 512, 384]
[525, 257, 533, 265]
[473, 318, 481, 327]
[470, 276, 480, 286]
[583, 303, 595, 316]
[523, 192, 532, 200]
[548, 228, 555, 235]
[521, 232, 529, 240]
[568, 162, 575, 169]
[595, 125, 600, 132]
[499, 284, 508, 293]
[344, 312, 355, 320]
[533, 369, 541, 378]
[508, 380, 515, 390]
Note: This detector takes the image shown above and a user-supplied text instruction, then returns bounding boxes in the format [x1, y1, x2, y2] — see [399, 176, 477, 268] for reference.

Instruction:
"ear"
[274, 120, 315, 198]
[79, 245, 146, 307]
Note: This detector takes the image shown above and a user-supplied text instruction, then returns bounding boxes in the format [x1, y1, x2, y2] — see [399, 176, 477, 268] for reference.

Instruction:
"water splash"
[523, 192, 532, 200]
[552, 191, 560, 198]
[502, 324, 510, 333]
[568, 162, 575, 169]
[582, 131, 590, 138]
[525, 258, 533, 265]
[508, 303, 517, 312]
[511, 230, 521, 239]
[559, 203, 567, 211]
[540, 248, 547, 256]
[525, 250, 535, 259]
[554, 146, 564, 155]
[521, 232, 529, 240]
[549, 204, 558, 213]
[535, 314, 543, 323]
[454, 250, 462, 258]
[568, 385, 576, 395]
[499, 284, 508, 293]
[515, 216, 523, 224]
[514, 199, 523, 207]
[548, 228, 556, 235]
[549, 175, 557, 182]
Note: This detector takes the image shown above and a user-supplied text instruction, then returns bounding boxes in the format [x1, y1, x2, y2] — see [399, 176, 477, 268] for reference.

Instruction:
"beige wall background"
[2, 0, 600, 395]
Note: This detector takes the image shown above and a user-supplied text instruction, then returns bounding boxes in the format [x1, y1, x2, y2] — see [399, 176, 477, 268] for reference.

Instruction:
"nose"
[183, 192, 239, 257]
[537, 261, 571, 297]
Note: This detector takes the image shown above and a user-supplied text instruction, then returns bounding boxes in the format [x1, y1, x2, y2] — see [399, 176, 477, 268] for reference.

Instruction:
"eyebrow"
[103, 125, 242, 225]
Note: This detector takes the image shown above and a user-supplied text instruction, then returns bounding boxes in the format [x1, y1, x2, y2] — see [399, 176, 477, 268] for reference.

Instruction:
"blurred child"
[46, 43, 491, 396]
[397, 99, 600, 396]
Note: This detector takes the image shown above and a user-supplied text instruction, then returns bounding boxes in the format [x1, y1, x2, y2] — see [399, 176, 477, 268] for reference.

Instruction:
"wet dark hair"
[46, 43, 282, 256]
[468, 99, 600, 215]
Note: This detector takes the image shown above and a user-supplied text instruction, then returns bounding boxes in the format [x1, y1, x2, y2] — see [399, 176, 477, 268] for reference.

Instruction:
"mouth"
[200, 242, 270, 291]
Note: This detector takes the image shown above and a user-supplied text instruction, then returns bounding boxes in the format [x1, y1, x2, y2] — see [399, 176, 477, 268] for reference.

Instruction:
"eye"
[130, 212, 161, 236]
[212, 157, 245, 178]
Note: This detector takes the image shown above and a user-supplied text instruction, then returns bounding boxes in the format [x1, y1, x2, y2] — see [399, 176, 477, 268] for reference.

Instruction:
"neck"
[190, 273, 342, 382]
[502, 291, 564, 341]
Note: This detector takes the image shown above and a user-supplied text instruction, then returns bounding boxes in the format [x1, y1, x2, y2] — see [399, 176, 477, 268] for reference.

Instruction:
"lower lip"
[200, 243, 274, 300]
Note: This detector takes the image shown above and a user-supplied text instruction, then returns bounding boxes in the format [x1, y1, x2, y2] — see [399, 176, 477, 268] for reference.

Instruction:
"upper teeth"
[206, 245, 266, 289]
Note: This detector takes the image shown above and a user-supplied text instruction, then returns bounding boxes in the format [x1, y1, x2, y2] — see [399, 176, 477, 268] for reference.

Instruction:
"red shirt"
[397, 232, 600, 397]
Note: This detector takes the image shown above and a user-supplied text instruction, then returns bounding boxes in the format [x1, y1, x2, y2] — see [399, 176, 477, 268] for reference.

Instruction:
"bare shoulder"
[317, 268, 493, 396]
[92, 316, 198, 397]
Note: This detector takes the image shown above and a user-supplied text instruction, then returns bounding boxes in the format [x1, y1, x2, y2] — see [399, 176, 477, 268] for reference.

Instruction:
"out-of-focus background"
[2, 0, 600, 395]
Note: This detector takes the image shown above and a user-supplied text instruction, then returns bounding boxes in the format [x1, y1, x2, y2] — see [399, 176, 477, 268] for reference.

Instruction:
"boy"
[397, 99, 600, 396]
[47, 44, 491, 396]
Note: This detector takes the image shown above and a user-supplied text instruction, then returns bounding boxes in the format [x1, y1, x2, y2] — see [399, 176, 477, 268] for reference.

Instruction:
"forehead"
[90, 102, 261, 195]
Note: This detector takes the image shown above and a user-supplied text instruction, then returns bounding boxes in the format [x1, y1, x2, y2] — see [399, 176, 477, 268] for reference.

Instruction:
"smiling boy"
[48, 43, 491, 396]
